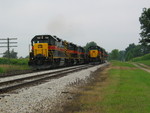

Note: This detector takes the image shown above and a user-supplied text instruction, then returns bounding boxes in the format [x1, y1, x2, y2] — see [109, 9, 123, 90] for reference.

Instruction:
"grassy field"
[0, 64, 30, 73]
[131, 53, 150, 66]
[0, 58, 28, 65]
[0, 58, 30, 73]
[63, 61, 150, 113]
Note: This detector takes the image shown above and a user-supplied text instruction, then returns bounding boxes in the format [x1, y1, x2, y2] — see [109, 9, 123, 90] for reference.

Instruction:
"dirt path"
[132, 63, 150, 73]
[138, 63, 150, 69]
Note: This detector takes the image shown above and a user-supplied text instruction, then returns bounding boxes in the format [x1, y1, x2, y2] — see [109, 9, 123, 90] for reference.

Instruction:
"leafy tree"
[25, 55, 29, 58]
[3, 50, 9, 58]
[125, 43, 136, 53]
[141, 44, 150, 54]
[109, 49, 119, 60]
[139, 8, 150, 45]
[84, 41, 97, 52]
[125, 43, 136, 61]
[132, 45, 144, 57]
[124, 43, 149, 61]
[125, 51, 134, 61]
[19, 56, 24, 59]
[118, 50, 125, 61]
[3, 49, 17, 58]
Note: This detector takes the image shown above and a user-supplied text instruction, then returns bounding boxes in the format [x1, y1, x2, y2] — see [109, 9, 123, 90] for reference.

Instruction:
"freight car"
[28, 35, 87, 69]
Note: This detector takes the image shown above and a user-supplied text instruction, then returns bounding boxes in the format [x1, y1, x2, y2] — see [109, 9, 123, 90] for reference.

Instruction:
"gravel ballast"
[0, 63, 107, 113]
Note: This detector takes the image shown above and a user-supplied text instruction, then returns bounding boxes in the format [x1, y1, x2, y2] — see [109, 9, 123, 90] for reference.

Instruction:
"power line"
[0, 46, 17, 47]
[0, 42, 17, 44]
[0, 38, 17, 40]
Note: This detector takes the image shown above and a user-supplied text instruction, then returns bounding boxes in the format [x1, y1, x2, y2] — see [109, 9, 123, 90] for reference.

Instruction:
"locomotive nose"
[35, 54, 46, 65]
[90, 50, 98, 58]
[34, 43, 48, 57]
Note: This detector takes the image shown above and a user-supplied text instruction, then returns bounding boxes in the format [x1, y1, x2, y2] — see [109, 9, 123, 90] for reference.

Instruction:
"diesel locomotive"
[87, 46, 108, 64]
[28, 35, 107, 69]
[28, 35, 87, 69]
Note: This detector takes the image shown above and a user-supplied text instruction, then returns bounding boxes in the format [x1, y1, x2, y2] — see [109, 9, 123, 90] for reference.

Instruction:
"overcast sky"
[0, 0, 150, 57]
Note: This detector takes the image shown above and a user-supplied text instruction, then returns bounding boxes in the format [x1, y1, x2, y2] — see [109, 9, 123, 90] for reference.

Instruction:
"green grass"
[0, 58, 28, 65]
[101, 68, 150, 113]
[0, 65, 30, 74]
[0, 67, 4, 73]
[131, 53, 150, 66]
[0, 58, 30, 74]
[111, 60, 135, 67]
[63, 61, 150, 113]
[134, 60, 150, 66]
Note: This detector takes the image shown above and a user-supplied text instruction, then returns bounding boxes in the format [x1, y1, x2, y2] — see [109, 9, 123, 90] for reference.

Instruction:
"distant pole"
[7, 38, 10, 59]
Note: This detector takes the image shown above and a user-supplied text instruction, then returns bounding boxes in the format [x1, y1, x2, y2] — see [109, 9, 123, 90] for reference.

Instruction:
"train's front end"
[28, 35, 52, 69]
[88, 46, 101, 64]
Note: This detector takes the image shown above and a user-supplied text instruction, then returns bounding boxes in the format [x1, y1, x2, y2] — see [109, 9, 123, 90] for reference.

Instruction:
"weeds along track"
[0, 64, 91, 78]
[0, 64, 93, 94]
[0, 69, 35, 78]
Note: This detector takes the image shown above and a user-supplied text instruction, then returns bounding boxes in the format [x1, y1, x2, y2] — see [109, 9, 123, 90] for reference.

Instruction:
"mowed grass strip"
[64, 61, 150, 113]
[102, 68, 150, 113]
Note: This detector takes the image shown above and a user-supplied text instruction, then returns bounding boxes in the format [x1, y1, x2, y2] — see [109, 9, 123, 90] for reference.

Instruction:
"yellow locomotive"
[28, 35, 87, 69]
[88, 46, 107, 64]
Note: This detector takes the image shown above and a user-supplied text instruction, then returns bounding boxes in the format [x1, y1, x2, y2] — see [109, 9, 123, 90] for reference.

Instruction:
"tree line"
[2, 49, 18, 58]
[2, 49, 29, 59]
[109, 43, 150, 61]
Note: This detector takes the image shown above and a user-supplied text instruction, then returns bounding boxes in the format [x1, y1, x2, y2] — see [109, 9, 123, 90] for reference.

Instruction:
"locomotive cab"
[88, 46, 102, 63]
[29, 35, 55, 69]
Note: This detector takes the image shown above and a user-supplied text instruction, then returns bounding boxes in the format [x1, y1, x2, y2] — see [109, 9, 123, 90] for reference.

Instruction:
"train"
[28, 35, 107, 69]
[88, 46, 108, 64]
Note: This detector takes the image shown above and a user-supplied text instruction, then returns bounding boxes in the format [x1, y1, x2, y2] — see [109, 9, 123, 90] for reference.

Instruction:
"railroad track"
[0, 64, 94, 94]
[0, 64, 90, 78]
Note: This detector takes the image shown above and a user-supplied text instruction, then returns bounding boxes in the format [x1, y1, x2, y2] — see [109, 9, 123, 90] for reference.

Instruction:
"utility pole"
[0, 38, 17, 58]
[8, 38, 10, 58]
